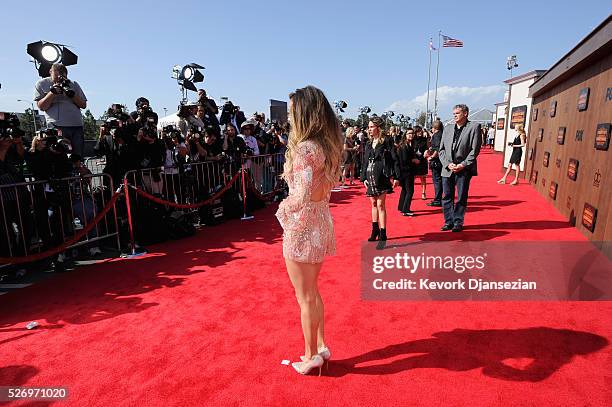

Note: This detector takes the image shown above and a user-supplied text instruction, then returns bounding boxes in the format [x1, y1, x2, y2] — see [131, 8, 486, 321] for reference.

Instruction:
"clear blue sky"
[0, 0, 609, 120]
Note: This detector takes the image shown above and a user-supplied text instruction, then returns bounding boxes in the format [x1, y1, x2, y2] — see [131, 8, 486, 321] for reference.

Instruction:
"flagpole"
[433, 30, 441, 121]
[426, 38, 432, 128]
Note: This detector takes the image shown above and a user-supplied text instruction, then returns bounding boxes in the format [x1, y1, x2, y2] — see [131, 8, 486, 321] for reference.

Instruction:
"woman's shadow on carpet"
[327, 327, 608, 382]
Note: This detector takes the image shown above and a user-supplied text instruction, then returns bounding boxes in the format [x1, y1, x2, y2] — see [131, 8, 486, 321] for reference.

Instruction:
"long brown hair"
[369, 117, 385, 142]
[283, 86, 343, 190]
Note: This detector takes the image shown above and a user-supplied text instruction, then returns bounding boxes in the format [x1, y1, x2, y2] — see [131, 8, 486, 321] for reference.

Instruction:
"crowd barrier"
[0, 173, 120, 265]
[85, 157, 106, 189]
[0, 153, 286, 266]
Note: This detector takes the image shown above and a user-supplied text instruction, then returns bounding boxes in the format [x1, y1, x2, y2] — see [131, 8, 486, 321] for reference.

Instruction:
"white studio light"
[41, 44, 61, 63]
[183, 66, 194, 81]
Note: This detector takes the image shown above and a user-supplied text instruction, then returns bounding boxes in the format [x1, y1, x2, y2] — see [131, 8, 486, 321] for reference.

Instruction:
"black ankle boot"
[376, 228, 387, 250]
[368, 222, 380, 241]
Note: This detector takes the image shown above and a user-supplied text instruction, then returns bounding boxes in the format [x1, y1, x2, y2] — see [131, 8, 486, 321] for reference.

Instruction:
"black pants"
[431, 165, 443, 203]
[442, 171, 472, 226]
[398, 175, 415, 213]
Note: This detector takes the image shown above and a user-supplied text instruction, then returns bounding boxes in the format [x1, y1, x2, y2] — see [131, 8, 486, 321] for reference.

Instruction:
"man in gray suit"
[438, 104, 481, 232]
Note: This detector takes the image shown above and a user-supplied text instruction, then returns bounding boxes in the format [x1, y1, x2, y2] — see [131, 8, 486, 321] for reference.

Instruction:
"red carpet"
[1, 150, 610, 406]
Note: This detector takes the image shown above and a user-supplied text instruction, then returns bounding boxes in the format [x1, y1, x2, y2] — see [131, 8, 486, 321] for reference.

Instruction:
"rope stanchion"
[0, 191, 123, 265]
[128, 171, 241, 209]
[123, 176, 142, 257]
[243, 171, 282, 202]
[240, 163, 253, 221]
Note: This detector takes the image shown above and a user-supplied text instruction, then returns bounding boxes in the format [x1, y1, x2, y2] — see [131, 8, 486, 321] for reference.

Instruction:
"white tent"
[156, 113, 181, 131]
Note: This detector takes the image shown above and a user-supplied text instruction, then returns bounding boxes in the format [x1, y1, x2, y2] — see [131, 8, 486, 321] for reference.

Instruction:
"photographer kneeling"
[34, 63, 87, 156]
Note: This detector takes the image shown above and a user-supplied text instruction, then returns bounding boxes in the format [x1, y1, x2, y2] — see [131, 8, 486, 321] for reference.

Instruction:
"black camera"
[163, 124, 179, 134]
[220, 101, 239, 125]
[50, 76, 75, 98]
[40, 128, 60, 138]
[140, 126, 157, 140]
[107, 104, 130, 122]
[0, 112, 22, 139]
[40, 129, 70, 154]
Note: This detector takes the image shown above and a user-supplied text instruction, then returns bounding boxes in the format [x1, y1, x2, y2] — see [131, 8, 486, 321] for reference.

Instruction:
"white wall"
[503, 78, 536, 171]
[494, 104, 507, 152]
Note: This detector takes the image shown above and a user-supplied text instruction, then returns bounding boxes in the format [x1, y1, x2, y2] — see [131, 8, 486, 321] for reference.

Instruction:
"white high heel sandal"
[292, 354, 324, 376]
[300, 346, 331, 370]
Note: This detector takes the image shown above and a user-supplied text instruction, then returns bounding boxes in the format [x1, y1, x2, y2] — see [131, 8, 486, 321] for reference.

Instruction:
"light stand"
[507, 55, 519, 78]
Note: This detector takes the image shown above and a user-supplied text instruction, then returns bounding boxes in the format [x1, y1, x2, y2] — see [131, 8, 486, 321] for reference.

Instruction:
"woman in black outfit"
[497, 124, 526, 185]
[413, 126, 429, 200]
[361, 117, 400, 249]
[397, 128, 422, 216]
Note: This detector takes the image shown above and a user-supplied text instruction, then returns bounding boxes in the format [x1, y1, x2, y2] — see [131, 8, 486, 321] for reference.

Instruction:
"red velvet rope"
[0, 191, 123, 265]
[129, 171, 241, 209]
[245, 172, 278, 201]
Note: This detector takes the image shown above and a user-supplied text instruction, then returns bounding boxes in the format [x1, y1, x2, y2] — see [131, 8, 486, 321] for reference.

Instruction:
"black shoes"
[376, 228, 387, 250]
[441, 224, 453, 231]
[368, 222, 380, 241]
[401, 211, 415, 217]
[452, 224, 463, 232]
[426, 201, 442, 207]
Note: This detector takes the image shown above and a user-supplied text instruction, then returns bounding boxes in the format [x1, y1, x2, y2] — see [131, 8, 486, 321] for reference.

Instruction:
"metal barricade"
[85, 157, 107, 188]
[0, 173, 120, 264]
[121, 158, 243, 254]
[123, 159, 241, 211]
[243, 153, 286, 197]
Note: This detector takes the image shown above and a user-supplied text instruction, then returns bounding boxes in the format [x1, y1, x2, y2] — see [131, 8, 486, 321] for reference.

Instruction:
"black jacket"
[360, 137, 400, 186]
[397, 143, 418, 179]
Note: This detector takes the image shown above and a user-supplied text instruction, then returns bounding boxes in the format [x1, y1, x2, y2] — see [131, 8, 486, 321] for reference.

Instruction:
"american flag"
[442, 35, 463, 48]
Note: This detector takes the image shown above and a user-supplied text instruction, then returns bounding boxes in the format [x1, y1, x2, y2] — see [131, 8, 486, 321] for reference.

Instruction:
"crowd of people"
[338, 104, 485, 250]
[1, 62, 505, 277]
[0, 63, 292, 277]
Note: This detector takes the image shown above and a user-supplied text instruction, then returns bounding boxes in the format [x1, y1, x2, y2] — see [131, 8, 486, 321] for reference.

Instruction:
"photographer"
[200, 128, 224, 162]
[161, 126, 188, 202]
[130, 97, 159, 130]
[219, 100, 240, 129]
[27, 128, 74, 270]
[222, 124, 248, 162]
[0, 114, 31, 259]
[94, 116, 139, 187]
[239, 120, 264, 190]
[178, 104, 205, 139]
[34, 63, 87, 156]
[266, 122, 288, 156]
[0, 114, 27, 171]
[197, 89, 220, 131]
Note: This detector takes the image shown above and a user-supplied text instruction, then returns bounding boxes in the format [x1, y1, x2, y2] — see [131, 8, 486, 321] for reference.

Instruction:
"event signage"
[510, 105, 527, 129]
[595, 123, 610, 150]
[577, 88, 590, 111]
[568, 159, 579, 181]
[557, 127, 566, 145]
[582, 203, 597, 232]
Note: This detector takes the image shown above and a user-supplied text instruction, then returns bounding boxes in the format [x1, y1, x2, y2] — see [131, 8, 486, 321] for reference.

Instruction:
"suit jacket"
[438, 120, 482, 177]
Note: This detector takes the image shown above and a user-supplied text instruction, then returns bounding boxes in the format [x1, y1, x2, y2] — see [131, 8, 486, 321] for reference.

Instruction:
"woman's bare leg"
[285, 258, 323, 360]
[377, 195, 387, 229]
[499, 166, 512, 183]
[511, 165, 520, 184]
[370, 196, 378, 223]
[421, 176, 427, 197]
